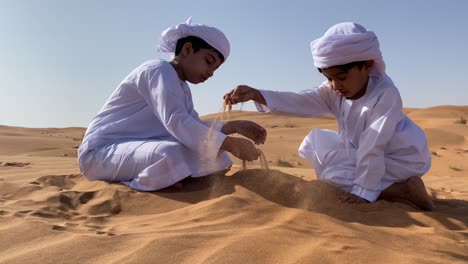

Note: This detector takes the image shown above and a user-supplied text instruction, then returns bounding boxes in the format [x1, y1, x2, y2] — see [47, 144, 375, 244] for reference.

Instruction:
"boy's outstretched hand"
[222, 120, 267, 145]
[224, 85, 266, 105]
[220, 137, 261, 161]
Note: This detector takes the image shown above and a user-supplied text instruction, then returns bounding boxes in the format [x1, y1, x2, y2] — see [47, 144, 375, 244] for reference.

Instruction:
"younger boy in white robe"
[78, 18, 266, 191]
[224, 22, 433, 210]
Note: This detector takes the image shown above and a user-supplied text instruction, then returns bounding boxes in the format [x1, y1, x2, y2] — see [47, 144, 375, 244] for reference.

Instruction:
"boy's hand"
[338, 192, 369, 204]
[220, 137, 261, 161]
[224, 85, 266, 105]
[222, 120, 266, 145]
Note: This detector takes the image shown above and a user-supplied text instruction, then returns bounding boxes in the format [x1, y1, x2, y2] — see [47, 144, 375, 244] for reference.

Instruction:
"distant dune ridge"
[0, 106, 467, 263]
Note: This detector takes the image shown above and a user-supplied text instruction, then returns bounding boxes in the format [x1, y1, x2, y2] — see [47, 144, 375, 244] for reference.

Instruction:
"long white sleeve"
[138, 64, 226, 160]
[255, 85, 339, 117]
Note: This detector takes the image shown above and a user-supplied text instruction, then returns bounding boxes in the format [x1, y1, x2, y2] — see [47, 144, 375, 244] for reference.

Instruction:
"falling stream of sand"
[219, 101, 269, 170]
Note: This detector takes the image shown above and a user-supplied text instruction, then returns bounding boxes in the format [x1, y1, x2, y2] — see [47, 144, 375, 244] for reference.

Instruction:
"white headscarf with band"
[159, 17, 230, 61]
[311, 22, 386, 75]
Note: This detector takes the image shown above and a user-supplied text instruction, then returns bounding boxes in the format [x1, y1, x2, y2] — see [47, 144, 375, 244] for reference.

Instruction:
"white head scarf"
[159, 17, 230, 61]
[311, 22, 385, 75]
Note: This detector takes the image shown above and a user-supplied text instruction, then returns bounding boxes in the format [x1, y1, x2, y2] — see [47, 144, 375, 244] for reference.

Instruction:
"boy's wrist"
[254, 89, 266, 105]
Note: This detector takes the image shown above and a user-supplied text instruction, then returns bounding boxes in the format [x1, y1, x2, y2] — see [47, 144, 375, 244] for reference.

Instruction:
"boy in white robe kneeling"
[78, 18, 266, 191]
[224, 22, 433, 210]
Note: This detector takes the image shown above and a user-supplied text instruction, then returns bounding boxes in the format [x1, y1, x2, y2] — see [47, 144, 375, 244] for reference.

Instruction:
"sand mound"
[424, 128, 466, 147]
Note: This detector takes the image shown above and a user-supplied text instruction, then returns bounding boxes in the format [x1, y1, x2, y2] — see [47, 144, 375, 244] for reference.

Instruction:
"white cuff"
[254, 90, 272, 112]
[205, 120, 225, 132]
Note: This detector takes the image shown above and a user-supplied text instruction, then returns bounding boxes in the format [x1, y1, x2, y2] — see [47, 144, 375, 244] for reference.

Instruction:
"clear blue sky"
[1, 0, 467, 128]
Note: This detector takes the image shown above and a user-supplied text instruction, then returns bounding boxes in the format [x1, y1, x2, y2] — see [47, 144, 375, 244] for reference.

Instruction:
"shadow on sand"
[154, 169, 468, 230]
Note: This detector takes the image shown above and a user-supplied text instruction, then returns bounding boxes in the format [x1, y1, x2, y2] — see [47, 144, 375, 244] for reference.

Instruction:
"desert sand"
[0, 106, 467, 263]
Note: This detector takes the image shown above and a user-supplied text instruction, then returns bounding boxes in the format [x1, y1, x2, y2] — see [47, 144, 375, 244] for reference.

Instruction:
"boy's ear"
[365, 60, 374, 69]
[181, 42, 193, 56]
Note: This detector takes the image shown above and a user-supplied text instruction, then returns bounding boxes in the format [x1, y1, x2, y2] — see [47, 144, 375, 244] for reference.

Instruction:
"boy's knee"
[78, 154, 105, 181]
[79, 164, 103, 181]
[158, 142, 187, 159]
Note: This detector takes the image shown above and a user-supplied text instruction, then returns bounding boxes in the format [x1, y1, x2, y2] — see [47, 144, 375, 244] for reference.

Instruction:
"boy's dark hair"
[318, 61, 367, 73]
[175, 36, 225, 62]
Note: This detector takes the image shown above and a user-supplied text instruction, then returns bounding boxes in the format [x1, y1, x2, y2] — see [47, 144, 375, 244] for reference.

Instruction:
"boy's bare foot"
[164, 169, 230, 192]
[339, 192, 369, 204]
[166, 182, 183, 191]
[379, 176, 433, 211]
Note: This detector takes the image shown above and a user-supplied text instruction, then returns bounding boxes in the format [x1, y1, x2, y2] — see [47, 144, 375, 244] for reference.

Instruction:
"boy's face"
[181, 44, 223, 84]
[321, 62, 372, 100]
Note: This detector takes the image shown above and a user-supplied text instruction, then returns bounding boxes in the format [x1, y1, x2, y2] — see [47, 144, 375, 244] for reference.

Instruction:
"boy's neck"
[170, 59, 186, 81]
[348, 75, 369, 100]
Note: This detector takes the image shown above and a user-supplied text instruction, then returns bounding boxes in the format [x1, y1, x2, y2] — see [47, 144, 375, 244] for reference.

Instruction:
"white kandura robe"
[78, 59, 232, 191]
[256, 73, 431, 202]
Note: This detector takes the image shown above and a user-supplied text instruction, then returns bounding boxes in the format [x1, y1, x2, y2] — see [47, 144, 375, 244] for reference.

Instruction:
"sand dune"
[1, 106, 467, 263]
[407, 105, 468, 119]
